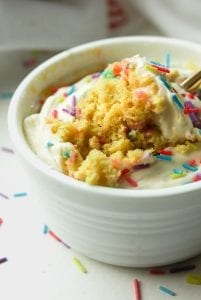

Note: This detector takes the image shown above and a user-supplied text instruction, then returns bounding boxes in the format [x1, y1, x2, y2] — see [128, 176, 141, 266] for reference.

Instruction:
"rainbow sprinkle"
[155, 154, 172, 161]
[158, 75, 172, 90]
[171, 93, 184, 110]
[13, 192, 28, 197]
[186, 274, 201, 285]
[133, 279, 141, 300]
[182, 163, 198, 172]
[159, 285, 176, 296]
[73, 257, 87, 274]
[0, 257, 8, 265]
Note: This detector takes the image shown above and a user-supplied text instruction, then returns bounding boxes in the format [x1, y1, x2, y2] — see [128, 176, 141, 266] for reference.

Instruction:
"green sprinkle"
[186, 274, 201, 285]
[63, 151, 70, 158]
[73, 257, 87, 274]
[102, 69, 115, 79]
[128, 130, 136, 141]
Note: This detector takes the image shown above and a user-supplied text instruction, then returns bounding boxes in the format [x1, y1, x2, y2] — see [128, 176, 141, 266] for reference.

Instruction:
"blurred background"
[0, 0, 200, 51]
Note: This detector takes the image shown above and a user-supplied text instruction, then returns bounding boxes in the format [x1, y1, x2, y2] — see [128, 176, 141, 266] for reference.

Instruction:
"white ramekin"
[8, 36, 201, 267]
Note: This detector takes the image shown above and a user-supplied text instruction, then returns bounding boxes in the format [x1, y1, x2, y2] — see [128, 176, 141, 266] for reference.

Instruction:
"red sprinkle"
[150, 269, 166, 275]
[152, 65, 170, 73]
[0, 218, 3, 225]
[188, 93, 196, 99]
[184, 108, 201, 114]
[52, 109, 58, 119]
[157, 149, 173, 156]
[193, 174, 201, 182]
[124, 175, 138, 187]
[133, 279, 141, 300]
[188, 159, 197, 166]
[120, 168, 130, 176]
[48, 230, 62, 242]
[113, 63, 122, 76]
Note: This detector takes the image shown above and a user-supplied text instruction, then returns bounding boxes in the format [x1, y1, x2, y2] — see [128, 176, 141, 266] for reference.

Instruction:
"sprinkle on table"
[0, 217, 3, 225]
[0, 192, 9, 199]
[1, 146, 14, 154]
[13, 192, 28, 197]
[186, 274, 201, 285]
[133, 279, 141, 300]
[43, 224, 49, 234]
[0, 257, 8, 265]
[169, 264, 196, 273]
[159, 285, 176, 296]
[73, 257, 87, 274]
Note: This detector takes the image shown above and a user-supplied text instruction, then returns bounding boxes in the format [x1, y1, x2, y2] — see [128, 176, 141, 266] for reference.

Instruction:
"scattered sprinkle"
[182, 163, 198, 172]
[48, 230, 62, 242]
[133, 279, 141, 300]
[169, 264, 196, 273]
[184, 107, 201, 114]
[171, 93, 184, 110]
[173, 168, 183, 174]
[188, 159, 197, 166]
[0, 257, 8, 264]
[124, 175, 138, 187]
[155, 154, 172, 161]
[63, 150, 70, 159]
[52, 109, 58, 119]
[102, 69, 115, 79]
[133, 164, 150, 170]
[47, 141, 54, 148]
[149, 269, 166, 275]
[67, 85, 76, 96]
[0, 192, 9, 199]
[43, 224, 49, 234]
[159, 285, 176, 296]
[113, 63, 122, 76]
[73, 257, 87, 274]
[171, 172, 187, 179]
[157, 149, 173, 156]
[13, 192, 28, 197]
[0, 217, 3, 225]
[192, 173, 201, 182]
[23, 58, 38, 68]
[165, 53, 170, 68]
[91, 72, 101, 79]
[186, 274, 201, 285]
[159, 75, 172, 90]
[1, 146, 14, 154]
[152, 64, 170, 73]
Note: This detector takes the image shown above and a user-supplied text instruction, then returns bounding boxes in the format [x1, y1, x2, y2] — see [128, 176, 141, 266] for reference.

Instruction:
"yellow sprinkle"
[56, 96, 65, 103]
[85, 75, 92, 83]
[73, 257, 87, 274]
[145, 64, 158, 74]
[186, 274, 201, 285]
[171, 172, 187, 179]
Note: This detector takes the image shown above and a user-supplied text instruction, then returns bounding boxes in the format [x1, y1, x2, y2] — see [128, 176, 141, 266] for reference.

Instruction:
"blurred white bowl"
[8, 36, 201, 267]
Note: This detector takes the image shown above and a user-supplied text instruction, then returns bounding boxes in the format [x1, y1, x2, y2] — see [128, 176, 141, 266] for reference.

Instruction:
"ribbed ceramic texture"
[8, 37, 201, 267]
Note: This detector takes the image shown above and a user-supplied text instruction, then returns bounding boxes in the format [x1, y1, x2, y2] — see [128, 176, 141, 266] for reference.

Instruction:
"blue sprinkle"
[150, 60, 165, 67]
[67, 85, 76, 96]
[159, 285, 176, 296]
[165, 53, 170, 68]
[13, 192, 28, 197]
[158, 75, 172, 90]
[47, 141, 54, 148]
[171, 93, 184, 110]
[173, 168, 183, 174]
[182, 163, 198, 172]
[43, 224, 49, 234]
[155, 154, 172, 161]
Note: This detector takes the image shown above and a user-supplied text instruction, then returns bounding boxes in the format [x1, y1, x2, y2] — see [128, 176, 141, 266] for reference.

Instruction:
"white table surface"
[1, 49, 201, 300]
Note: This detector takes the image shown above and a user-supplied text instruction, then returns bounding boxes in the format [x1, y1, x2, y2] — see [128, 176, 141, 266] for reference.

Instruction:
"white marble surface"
[1, 49, 201, 300]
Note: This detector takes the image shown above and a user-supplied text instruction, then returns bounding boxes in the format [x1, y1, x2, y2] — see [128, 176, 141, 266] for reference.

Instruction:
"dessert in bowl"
[8, 36, 201, 267]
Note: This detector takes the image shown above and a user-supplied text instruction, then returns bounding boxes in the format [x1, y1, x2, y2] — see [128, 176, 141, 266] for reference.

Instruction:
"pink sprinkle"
[124, 175, 138, 187]
[0, 218, 3, 225]
[133, 279, 141, 300]
[52, 109, 58, 119]
[135, 90, 148, 100]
